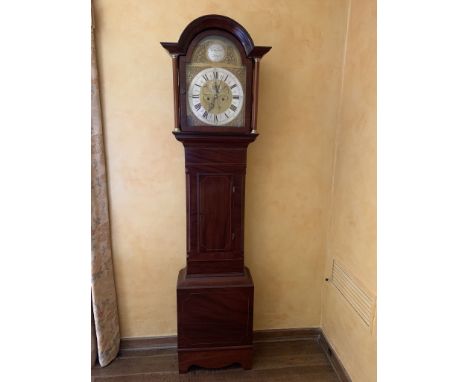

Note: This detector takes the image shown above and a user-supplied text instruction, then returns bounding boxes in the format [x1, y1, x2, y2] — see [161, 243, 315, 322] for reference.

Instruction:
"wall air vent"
[331, 259, 376, 328]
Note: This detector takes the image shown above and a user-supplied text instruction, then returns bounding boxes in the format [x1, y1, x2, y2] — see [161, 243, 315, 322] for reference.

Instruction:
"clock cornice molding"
[161, 14, 271, 59]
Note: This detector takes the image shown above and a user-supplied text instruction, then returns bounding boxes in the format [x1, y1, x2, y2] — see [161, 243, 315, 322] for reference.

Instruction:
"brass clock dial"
[188, 67, 244, 126]
[185, 35, 246, 128]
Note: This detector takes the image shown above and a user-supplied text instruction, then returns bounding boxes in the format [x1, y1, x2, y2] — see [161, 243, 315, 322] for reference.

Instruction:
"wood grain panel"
[198, 175, 232, 252]
[186, 147, 247, 164]
[178, 290, 251, 347]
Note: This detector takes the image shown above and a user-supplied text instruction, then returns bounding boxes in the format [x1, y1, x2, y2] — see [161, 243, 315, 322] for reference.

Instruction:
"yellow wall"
[94, 0, 349, 338]
[321, 0, 377, 381]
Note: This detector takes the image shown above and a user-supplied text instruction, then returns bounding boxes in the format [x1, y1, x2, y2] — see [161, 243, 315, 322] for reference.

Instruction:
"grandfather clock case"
[161, 15, 270, 373]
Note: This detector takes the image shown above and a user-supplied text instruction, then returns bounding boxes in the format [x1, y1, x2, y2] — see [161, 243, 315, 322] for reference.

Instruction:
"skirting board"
[118, 328, 351, 381]
[318, 331, 352, 382]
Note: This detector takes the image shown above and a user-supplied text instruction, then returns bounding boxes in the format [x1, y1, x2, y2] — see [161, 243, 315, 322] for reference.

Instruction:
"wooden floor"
[92, 337, 340, 382]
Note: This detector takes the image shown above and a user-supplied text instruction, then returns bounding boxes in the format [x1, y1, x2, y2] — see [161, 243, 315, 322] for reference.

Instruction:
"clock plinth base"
[178, 346, 253, 374]
[176, 267, 254, 374]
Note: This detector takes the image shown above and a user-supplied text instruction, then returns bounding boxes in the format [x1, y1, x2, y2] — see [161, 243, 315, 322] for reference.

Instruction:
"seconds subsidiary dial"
[188, 67, 244, 126]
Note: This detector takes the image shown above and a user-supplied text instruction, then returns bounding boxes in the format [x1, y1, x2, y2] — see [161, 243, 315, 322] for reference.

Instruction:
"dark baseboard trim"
[253, 327, 321, 342]
[119, 335, 177, 357]
[119, 327, 321, 356]
[318, 331, 352, 382]
[119, 327, 351, 381]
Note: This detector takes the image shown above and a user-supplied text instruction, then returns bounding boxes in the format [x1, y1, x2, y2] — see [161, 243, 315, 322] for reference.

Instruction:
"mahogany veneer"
[175, 131, 256, 373]
[177, 267, 254, 373]
[162, 14, 270, 374]
[174, 132, 257, 276]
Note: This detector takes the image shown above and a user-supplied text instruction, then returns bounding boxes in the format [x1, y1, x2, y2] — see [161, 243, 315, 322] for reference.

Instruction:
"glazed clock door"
[179, 30, 253, 134]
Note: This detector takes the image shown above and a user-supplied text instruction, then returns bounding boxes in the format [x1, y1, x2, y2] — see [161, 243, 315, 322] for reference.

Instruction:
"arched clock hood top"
[161, 14, 271, 58]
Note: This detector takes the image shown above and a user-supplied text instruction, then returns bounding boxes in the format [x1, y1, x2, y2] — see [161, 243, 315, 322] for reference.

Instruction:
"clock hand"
[209, 84, 220, 112]
[207, 96, 216, 112]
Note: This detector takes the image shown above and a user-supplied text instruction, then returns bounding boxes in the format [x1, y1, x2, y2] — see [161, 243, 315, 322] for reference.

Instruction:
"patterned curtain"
[91, 2, 120, 367]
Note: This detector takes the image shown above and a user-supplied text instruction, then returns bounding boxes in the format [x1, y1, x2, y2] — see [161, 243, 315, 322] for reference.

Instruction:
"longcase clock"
[161, 14, 270, 373]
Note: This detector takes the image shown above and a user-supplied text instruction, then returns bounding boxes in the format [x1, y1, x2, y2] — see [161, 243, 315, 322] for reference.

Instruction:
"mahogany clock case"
[161, 14, 271, 374]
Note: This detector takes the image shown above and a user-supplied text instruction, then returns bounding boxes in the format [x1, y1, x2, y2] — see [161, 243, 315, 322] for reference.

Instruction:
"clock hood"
[161, 14, 271, 59]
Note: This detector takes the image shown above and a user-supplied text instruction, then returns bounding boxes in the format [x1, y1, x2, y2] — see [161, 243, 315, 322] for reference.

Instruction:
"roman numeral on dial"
[229, 104, 237, 112]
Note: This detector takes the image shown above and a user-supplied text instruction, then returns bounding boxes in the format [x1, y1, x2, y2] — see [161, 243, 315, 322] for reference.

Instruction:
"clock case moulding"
[161, 14, 271, 374]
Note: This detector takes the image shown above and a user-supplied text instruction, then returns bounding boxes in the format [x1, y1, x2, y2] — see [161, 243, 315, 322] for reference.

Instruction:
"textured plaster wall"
[321, 0, 377, 381]
[94, 0, 348, 337]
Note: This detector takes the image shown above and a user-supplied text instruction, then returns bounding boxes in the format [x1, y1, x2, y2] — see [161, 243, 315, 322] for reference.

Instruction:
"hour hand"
[207, 97, 215, 111]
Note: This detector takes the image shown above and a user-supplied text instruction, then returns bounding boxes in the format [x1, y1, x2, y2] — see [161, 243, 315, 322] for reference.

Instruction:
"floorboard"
[92, 339, 340, 382]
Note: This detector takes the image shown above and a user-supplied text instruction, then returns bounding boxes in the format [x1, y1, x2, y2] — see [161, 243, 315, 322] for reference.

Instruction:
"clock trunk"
[174, 133, 256, 373]
[181, 135, 254, 276]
